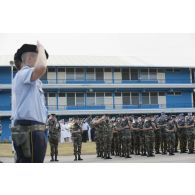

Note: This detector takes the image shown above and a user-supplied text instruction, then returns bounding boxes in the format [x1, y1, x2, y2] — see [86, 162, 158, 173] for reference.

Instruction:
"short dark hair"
[14, 59, 22, 70]
[14, 53, 22, 70]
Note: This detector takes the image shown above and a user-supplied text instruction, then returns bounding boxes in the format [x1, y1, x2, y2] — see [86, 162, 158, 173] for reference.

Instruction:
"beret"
[15, 44, 49, 61]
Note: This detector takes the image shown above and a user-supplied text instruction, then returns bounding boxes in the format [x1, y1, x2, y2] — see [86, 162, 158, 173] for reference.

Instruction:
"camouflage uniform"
[92, 117, 107, 158]
[48, 117, 61, 162]
[131, 118, 141, 155]
[176, 114, 187, 153]
[174, 126, 179, 153]
[166, 119, 176, 155]
[93, 122, 102, 157]
[139, 118, 146, 156]
[153, 116, 161, 154]
[144, 118, 155, 157]
[112, 119, 120, 156]
[185, 114, 194, 154]
[102, 119, 113, 159]
[110, 118, 115, 155]
[98, 123, 105, 158]
[115, 118, 123, 156]
[111, 136, 115, 155]
[130, 128, 135, 154]
[157, 114, 168, 154]
[71, 121, 83, 161]
[120, 118, 131, 158]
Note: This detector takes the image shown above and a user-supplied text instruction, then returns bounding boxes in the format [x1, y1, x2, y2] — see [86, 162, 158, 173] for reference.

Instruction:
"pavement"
[1, 152, 195, 163]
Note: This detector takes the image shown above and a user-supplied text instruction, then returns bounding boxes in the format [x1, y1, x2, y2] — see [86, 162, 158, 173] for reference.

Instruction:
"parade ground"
[0, 142, 195, 163]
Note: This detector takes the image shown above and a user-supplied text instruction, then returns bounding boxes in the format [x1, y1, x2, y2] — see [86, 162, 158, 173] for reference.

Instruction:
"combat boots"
[50, 156, 54, 162]
[104, 153, 112, 159]
[97, 152, 101, 157]
[188, 150, 194, 154]
[55, 154, 59, 162]
[125, 154, 132, 158]
[106, 153, 112, 159]
[78, 155, 83, 160]
[74, 155, 77, 161]
[103, 153, 107, 159]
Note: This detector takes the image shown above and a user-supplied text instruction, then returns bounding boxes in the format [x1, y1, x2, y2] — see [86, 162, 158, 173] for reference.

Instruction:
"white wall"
[158, 93, 166, 108]
[114, 71, 122, 83]
[58, 71, 66, 84]
[157, 70, 165, 83]
[47, 71, 56, 84]
[104, 70, 112, 83]
[104, 95, 113, 109]
[115, 94, 122, 109]
[48, 94, 57, 110]
[58, 95, 67, 110]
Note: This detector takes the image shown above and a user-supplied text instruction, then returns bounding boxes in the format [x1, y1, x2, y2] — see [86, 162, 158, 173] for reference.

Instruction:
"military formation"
[46, 112, 195, 161]
[90, 112, 195, 159]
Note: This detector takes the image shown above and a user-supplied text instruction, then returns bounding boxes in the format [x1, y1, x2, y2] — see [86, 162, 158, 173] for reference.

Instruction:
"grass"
[0, 142, 97, 157]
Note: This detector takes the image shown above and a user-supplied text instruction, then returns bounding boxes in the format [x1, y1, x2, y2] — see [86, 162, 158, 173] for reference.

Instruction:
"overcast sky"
[0, 33, 195, 56]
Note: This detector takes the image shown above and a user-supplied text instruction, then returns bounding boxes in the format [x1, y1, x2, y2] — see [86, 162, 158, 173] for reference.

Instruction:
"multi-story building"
[0, 55, 195, 141]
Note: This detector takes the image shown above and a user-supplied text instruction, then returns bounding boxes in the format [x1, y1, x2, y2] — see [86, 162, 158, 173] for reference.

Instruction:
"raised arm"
[31, 41, 47, 81]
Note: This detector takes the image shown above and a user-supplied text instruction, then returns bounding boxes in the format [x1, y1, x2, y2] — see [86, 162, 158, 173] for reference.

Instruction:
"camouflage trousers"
[121, 135, 131, 157]
[160, 130, 168, 154]
[175, 131, 179, 152]
[154, 130, 161, 153]
[95, 130, 104, 156]
[178, 128, 187, 153]
[133, 131, 141, 155]
[49, 137, 59, 157]
[103, 132, 112, 157]
[118, 134, 123, 156]
[145, 130, 155, 156]
[140, 131, 146, 155]
[111, 137, 114, 155]
[72, 134, 82, 155]
[130, 132, 135, 154]
[186, 128, 194, 153]
[166, 132, 175, 155]
[112, 133, 120, 155]
[95, 131, 100, 155]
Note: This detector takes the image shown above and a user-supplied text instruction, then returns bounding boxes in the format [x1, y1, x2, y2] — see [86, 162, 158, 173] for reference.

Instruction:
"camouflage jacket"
[48, 119, 61, 140]
[71, 123, 82, 136]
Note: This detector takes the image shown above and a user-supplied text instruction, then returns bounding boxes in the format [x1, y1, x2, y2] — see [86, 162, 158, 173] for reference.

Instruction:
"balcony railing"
[0, 103, 193, 112]
[51, 103, 192, 110]
[40, 78, 192, 84]
[0, 78, 192, 85]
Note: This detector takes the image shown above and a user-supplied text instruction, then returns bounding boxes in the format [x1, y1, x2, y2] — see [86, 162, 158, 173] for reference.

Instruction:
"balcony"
[40, 78, 192, 84]
[0, 103, 193, 111]
[1, 78, 194, 91]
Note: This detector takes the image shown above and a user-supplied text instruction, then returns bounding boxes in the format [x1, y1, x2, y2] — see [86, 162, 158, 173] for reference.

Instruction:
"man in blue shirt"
[12, 41, 49, 163]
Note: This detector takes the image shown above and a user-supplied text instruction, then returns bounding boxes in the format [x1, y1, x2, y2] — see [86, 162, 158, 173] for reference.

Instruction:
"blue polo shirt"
[12, 65, 48, 124]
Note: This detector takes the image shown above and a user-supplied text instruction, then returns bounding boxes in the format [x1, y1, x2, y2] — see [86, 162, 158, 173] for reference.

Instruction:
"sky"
[0, 33, 195, 57]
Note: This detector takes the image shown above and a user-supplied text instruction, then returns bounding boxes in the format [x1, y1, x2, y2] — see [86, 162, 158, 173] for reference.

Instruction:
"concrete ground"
[1, 152, 195, 163]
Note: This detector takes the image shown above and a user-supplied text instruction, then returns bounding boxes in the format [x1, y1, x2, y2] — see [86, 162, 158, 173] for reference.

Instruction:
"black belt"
[14, 120, 45, 126]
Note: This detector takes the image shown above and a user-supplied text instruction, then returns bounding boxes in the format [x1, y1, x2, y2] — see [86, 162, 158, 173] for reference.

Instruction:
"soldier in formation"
[69, 117, 83, 161]
[48, 114, 61, 162]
